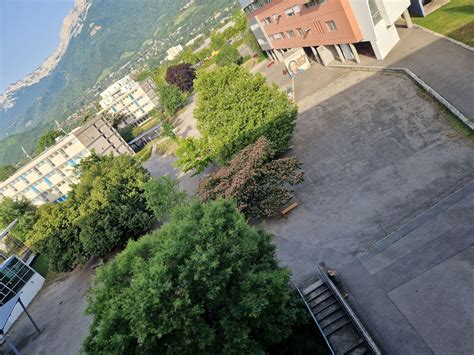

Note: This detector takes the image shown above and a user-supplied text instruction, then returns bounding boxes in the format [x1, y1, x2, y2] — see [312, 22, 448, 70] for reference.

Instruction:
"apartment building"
[0, 116, 133, 206]
[99, 75, 159, 128]
[166, 45, 184, 61]
[241, 0, 412, 62]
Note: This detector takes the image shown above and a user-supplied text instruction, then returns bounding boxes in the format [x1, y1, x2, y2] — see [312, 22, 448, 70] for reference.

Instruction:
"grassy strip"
[413, 0, 474, 46]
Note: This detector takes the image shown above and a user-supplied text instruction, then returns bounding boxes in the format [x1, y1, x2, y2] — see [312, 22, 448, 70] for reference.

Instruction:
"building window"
[263, 17, 272, 25]
[271, 32, 285, 40]
[243, 0, 272, 15]
[285, 7, 295, 17]
[368, 0, 382, 25]
[296, 28, 305, 37]
[287, 30, 296, 38]
[326, 20, 337, 32]
[305, 0, 327, 8]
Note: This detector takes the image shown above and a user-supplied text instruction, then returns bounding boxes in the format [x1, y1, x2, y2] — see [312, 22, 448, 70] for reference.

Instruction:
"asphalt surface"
[264, 70, 474, 354]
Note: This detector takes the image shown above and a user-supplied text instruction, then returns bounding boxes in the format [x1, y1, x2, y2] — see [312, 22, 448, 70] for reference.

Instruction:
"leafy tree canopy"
[157, 84, 187, 117]
[36, 129, 63, 154]
[165, 63, 196, 92]
[214, 44, 242, 67]
[176, 65, 297, 172]
[26, 154, 154, 270]
[210, 32, 226, 50]
[70, 154, 154, 257]
[198, 137, 304, 218]
[0, 165, 16, 182]
[0, 198, 37, 242]
[143, 176, 187, 221]
[27, 202, 84, 272]
[83, 199, 298, 354]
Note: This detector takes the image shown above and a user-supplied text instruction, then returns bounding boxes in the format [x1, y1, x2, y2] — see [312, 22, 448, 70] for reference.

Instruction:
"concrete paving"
[263, 70, 474, 354]
[0, 259, 96, 355]
[3, 42, 473, 354]
[345, 26, 474, 119]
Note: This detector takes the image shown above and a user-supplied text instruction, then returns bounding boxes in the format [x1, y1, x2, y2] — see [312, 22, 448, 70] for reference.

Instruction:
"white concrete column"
[265, 51, 275, 61]
[334, 44, 345, 63]
[349, 43, 361, 64]
[310, 46, 321, 64]
[403, 9, 413, 28]
[274, 49, 285, 62]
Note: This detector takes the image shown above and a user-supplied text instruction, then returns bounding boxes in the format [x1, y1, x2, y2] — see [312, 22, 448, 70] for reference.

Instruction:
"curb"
[328, 64, 474, 131]
[412, 24, 474, 52]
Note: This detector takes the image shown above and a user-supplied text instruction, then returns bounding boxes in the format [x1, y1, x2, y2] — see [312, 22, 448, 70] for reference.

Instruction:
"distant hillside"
[0, 0, 238, 165]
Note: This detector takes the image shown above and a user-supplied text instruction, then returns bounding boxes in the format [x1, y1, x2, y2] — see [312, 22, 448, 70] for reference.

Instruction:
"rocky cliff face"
[0, 0, 92, 110]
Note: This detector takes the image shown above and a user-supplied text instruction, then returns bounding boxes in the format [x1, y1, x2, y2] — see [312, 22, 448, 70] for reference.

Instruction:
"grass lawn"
[413, 0, 474, 46]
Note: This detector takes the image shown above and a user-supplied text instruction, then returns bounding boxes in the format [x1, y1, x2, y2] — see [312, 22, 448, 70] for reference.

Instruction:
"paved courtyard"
[264, 70, 474, 354]
[3, 57, 473, 355]
[1, 259, 96, 355]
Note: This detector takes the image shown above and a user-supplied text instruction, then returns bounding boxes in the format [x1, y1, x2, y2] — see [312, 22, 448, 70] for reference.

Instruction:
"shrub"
[83, 199, 298, 354]
[143, 176, 187, 221]
[157, 84, 187, 117]
[198, 137, 303, 218]
[165, 63, 196, 92]
[0, 197, 37, 242]
[118, 126, 134, 142]
[27, 202, 85, 272]
[214, 44, 242, 67]
[176, 65, 297, 173]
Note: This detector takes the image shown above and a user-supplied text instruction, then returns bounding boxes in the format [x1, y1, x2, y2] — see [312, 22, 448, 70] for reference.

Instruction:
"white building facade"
[0, 116, 133, 206]
[99, 75, 159, 127]
[349, 0, 411, 59]
[166, 45, 184, 61]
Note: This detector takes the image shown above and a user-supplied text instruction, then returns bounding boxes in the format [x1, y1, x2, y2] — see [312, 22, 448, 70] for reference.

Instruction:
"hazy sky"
[0, 0, 74, 93]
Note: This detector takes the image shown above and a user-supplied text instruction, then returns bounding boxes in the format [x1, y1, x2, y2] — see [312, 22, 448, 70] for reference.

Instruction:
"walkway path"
[351, 26, 474, 119]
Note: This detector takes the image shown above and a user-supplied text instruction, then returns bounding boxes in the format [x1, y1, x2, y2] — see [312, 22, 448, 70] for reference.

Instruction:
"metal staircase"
[297, 264, 382, 355]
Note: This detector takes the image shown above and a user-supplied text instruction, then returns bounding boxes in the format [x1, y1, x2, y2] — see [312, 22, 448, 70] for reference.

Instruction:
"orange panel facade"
[251, 0, 363, 50]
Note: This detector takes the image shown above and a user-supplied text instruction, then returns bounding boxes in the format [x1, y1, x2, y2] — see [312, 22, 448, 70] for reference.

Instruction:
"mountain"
[0, 0, 92, 110]
[0, 0, 238, 165]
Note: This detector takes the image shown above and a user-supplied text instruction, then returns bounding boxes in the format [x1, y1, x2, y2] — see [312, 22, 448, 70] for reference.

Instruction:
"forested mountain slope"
[0, 0, 237, 164]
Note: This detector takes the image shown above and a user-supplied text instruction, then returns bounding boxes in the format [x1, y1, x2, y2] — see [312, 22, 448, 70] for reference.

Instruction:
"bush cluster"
[176, 65, 298, 173]
[82, 199, 299, 354]
[197, 137, 304, 218]
[27, 154, 154, 271]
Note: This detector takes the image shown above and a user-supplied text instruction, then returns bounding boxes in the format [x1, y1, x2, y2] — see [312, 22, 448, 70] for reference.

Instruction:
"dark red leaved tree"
[165, 63, 196, 92]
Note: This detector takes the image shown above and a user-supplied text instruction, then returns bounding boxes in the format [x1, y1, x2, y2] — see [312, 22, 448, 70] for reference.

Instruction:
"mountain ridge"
[0, 0, 92, 110]
[0, 0, 238, 165]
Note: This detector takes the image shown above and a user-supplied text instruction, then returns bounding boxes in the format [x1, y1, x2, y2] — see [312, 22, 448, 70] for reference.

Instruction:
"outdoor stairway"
[297, 264, 382, 355]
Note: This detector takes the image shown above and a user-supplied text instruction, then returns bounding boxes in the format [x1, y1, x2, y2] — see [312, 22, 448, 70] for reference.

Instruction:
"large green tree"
[83, 199, 298, 354]
[165, 63, 196, 92]
[157, 84, 187, 117]
[27, 202, 84, 272]
[0, 198, 37, 242]
[70, 154, 154, 257]
[214, 43, 242, 67]
[198, 137, 304, 218]
[176, 65, 297, 173]
[26, 154, 155, 270]
[0, 165, 16, 182]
